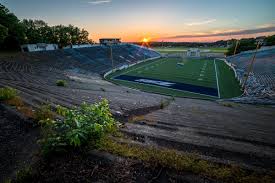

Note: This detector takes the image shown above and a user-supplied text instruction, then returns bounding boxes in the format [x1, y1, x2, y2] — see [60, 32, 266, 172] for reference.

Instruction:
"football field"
[107, 58, 242, 99]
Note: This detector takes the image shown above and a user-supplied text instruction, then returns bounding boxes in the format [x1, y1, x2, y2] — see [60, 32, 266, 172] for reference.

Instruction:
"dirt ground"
[0, 105, 39, 182]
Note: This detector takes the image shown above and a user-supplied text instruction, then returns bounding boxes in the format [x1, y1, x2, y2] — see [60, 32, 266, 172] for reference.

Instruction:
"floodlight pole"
[242, 41, 261, 91]
[110, 45, 114, 72]
[233, 40, 239, 55]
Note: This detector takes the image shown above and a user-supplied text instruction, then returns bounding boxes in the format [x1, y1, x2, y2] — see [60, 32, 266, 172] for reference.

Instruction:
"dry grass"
[5, 96, 24, 107]
[99, 137, 274, 183]
[17, 106, 35, 118]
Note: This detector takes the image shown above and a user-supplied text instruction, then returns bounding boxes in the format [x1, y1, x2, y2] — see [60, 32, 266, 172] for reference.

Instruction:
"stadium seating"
[22, 44, 160, 74]
[227, 46, 275, 102]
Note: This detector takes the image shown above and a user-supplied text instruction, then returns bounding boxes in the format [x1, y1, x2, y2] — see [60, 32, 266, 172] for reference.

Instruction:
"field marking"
[110, 58, 162, 80]
[214, 59, 221, 99]
[121, 58, 165, 76]
[111, 58, 219, 98]
[117, 58, 216, 88]
[112, 77, 218, 98]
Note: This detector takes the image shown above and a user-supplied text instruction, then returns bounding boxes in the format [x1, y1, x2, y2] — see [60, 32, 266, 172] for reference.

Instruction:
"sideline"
[214, 59, 221, 98]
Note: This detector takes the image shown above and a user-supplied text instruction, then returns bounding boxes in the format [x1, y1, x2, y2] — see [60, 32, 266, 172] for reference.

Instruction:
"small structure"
[21, 43, 58, 52]
[63, 44, 94, 49]
[187, 48, 200, 57]
[99, 38, 121, 45]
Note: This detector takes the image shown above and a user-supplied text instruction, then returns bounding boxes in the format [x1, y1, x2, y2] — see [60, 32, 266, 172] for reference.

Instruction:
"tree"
[226, 38, 258, 56]
[0, 3, 26, 50]
[79, 29, 89, 43]
[0, 24, 8, 44]
[1, 3, 92, 50]
[264, 35, 275, 46]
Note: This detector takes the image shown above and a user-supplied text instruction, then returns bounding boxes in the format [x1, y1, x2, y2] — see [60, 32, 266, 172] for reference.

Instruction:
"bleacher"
[227, 46, 275, 102]
[28, 44, 160, 75]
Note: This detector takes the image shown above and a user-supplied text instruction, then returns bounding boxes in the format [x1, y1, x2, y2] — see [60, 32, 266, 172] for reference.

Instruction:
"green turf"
[215, 59, 243, 98]
[124, 58, 216, 88]
[107, 57, 242, 100]
[153, 47, 227, 54]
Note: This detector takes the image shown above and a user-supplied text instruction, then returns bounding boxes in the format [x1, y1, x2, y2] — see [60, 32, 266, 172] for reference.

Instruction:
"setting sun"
[142, 38, 149, 43]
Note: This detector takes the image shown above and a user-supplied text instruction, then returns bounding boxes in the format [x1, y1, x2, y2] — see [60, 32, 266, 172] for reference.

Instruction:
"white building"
[99, 38, 121, 45]
[21, 43, 58, 52]
[64, 44, 95, 49]
[187, 48, 201, 57]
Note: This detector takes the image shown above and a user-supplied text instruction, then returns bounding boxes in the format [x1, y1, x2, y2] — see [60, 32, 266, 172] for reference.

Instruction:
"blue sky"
[1, 0, 275, 42]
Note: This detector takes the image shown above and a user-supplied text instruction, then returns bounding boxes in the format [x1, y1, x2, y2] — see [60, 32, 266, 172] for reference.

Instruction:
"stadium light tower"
[242, 41, 262, 91]
[233, 40, 239, 55]
[110, 45, 114, 72]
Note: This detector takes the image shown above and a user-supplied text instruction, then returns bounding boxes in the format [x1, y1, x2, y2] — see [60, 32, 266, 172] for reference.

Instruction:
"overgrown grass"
[56, 80, 67, 87]
[99, 137, 274, 183]
[0, 87, 17, 100]
[0, 87, 36, 118]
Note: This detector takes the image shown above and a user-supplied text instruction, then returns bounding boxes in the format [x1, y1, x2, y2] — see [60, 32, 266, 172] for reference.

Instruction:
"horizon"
[2, 0, 275, 42]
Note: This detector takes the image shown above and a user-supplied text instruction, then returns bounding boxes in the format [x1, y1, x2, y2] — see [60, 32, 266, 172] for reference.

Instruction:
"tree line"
[0, 4, 92, 51]
[226, 35, 275, 56]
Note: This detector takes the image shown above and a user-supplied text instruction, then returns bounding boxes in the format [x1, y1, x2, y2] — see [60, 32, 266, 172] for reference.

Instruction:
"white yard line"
[214, 59, 221, 98]
[122, 58, 163, 75]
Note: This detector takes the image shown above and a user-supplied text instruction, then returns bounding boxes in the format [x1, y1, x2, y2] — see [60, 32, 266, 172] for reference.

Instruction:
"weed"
[39, 99, 116, 156]
[34, 104, 54, 122]
[56, 80, 66, 87]
[160, 99, 169, 109]
[221, 102, 235, 107]
[0, 87, 17, 100]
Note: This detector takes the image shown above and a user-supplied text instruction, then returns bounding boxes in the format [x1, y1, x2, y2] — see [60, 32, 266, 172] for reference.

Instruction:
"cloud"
[186, 19, 216, 26]
[88, 0, 111, 5]
[165, 26, 275, 39]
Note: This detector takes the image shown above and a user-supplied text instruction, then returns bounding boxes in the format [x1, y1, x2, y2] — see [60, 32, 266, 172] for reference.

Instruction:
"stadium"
[1, 1, 275, 182]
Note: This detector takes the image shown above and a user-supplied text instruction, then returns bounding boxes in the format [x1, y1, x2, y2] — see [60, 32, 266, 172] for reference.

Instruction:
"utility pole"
[242, 41, 262, 91]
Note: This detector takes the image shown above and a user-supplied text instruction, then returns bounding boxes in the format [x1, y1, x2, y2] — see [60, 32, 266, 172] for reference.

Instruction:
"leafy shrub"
[56, 80, 66, 87]
[39, 99, 115, 155]
[34, 104, 54, 122]
[0, 86, 17, 100]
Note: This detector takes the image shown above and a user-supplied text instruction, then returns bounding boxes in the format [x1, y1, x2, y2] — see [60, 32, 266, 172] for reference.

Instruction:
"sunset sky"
[2, 0, 275, 42]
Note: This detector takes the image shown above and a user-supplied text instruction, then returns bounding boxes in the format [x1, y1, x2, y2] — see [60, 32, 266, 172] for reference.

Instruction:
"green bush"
[56, 80, 66, 87]
[39, 99, 115, 155]
[0, 86, 17, 100]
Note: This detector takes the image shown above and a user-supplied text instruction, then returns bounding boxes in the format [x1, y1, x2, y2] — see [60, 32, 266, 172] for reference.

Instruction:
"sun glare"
[142, 38, 149, 43]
